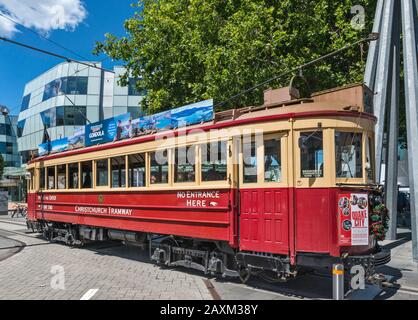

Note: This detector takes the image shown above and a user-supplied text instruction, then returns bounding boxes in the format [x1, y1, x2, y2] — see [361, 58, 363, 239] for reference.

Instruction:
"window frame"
[56, 164, 67, 190]
[199, 139, 231, 187]
[110, 156, 127, 189]
[239, 132, 288, 187]
[127, 152, 148, 189]
[294, 129, 331, 188]
[94, 159, 110, 188]
[46, 166, 56, 190]
[173, 145, 197, 185]
[80, 161, 93, 189]
[334, 128, 366, 185]
[149, 149, 171, 186]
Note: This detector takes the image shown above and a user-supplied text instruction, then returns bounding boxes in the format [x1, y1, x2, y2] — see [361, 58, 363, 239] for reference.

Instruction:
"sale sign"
[338, 193, 369, 246]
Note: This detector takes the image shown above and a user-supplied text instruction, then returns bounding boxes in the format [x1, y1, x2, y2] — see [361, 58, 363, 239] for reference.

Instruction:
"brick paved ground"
[3, 216, 415, 300]
[0, 219, 212, 300]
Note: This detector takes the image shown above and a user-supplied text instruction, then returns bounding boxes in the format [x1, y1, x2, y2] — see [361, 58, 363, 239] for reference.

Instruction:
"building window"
[96, 159, 109, 187]
[335, 131, 363, 178]
[41, 108, 56, 129]
[68, 163, 79, 189]
[81, 161, 92, 188]
[57, 165, 66, 189]
[40, 167, 46, 189]
[20, 94, 31, 112]
[43, 77, 88, 101]
[128, 107, 143, 119]
[17, 120, 25, 138]
[264, 137, 281, 182]
[243, 136, 258, 183]
[128, 78, 146, 96]
[111, 156, 126, 188]
[174, 146, 195, 183]
[150, 151, 168, 184]
[201, 141, 227, 182]
[47, 166, 55, 189]
[300, 131, 324, 178]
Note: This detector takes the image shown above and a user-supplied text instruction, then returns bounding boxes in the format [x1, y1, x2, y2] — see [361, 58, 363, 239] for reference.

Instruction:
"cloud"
[0, 0, 87, 37]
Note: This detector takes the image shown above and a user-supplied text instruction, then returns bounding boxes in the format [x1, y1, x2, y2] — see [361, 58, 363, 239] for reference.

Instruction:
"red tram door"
[238, 134, 290, 255]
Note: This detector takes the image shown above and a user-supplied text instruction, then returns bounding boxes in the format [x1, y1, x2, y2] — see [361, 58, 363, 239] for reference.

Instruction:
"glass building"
[17, 62, 146, 163]
[0, 114, 23, 202]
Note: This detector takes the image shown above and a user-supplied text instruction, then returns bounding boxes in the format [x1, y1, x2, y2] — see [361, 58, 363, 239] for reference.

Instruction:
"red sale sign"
[338, 193, 369, 246]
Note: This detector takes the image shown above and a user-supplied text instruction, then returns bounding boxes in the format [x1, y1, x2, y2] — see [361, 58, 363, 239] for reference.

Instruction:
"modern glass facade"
[0, 115, 19, 168]
[17, 62, 146, 163]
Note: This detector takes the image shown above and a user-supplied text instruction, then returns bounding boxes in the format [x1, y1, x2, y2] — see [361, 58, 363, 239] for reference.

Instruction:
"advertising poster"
[171, 99, 214, 128]
[50, 137, 69, 154]
[68, 126, 85, 150]
[350, 193, 369, 246]
[338, 193, 369, 246]
[38, 142, 50, 156]
[85, 113, 131, 147]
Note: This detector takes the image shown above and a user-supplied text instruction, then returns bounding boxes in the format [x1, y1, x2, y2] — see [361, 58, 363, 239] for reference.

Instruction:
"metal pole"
[332, 264, 345, 300]
[373, 0, 395, 183]
[385, 0, 401, 240]
[401, 0, 418, 262]
[364, 0, 385, 89]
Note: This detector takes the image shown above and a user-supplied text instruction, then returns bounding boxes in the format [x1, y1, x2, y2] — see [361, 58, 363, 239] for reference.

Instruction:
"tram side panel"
[33, 189, 237, 246]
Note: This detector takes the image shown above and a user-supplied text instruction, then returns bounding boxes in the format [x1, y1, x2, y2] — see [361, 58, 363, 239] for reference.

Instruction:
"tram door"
[238, 133, 290, 255]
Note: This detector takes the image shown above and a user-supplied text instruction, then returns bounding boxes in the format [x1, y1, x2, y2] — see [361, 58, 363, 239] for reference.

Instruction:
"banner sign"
[338, 193, 369, 246]
[85, 113, 131, 147]
[68, 126, 85, 150]
[171, 99, 213, 128]
[36, 99, 214, 155]
[50, 137, 69, 154]
[38, 142, 50, 157]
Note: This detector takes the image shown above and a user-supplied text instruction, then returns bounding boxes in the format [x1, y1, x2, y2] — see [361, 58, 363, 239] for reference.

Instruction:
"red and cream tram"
[26, 83, 390, 282]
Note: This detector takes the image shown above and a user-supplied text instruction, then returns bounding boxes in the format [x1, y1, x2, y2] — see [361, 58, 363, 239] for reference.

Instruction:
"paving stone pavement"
[0, 220, 212, 300]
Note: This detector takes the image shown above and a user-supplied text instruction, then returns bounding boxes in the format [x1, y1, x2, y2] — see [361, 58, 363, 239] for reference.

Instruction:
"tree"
[95, 0, 377, 114]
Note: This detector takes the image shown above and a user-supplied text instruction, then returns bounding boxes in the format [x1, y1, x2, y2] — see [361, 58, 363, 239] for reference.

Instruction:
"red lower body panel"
[32, 189, 237, 246]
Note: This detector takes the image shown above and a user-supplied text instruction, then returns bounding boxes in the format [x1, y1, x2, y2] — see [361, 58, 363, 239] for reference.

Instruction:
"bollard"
[332, 263, 345, 300]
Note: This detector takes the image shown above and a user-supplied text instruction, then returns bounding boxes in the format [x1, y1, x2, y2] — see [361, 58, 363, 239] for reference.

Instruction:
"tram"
[25, 83, 390, 282]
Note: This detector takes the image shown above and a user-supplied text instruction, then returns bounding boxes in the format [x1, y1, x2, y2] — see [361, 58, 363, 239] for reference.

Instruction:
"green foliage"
[95, 0, 377, 114]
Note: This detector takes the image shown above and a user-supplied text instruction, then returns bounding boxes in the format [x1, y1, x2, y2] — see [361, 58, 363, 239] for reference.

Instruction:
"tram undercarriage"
[27, 220, 300, 283]
[26, 219, 389, 285]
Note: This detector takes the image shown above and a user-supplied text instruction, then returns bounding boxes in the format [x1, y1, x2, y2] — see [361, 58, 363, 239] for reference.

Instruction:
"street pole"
[373, 0, 395, 184]
[401, 0, 418, 262]
[385, 0, 401, 240]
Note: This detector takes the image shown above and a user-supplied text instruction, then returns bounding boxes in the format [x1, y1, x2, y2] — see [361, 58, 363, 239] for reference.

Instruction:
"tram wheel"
[239, 267, 251, 284]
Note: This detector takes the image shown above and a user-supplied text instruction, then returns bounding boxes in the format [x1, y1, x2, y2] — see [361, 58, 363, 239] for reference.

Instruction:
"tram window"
[96, 159, 109, 187]
[174, 146, 195, 183]
[57, 165, 66, 189]
[40, 167, 46, 190]
[81, 161, 93, 188]
[68, 163, 79, 189]
[128, 153, 146, 187]
[335, 132, 363, 178]
[264, 137, 281, 182]
[111, 156, 126, 188]
[366, 137, 373, 179]
[47, 166, 55, 189]
[243, 136, 258, 183]
[150, 151, 169, 184]
[300, 131, 324, 178]
[201, 141, 227, 181]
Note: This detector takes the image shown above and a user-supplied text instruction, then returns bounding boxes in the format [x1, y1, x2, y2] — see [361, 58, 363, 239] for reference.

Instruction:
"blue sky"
[0, 0, 139, 115]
